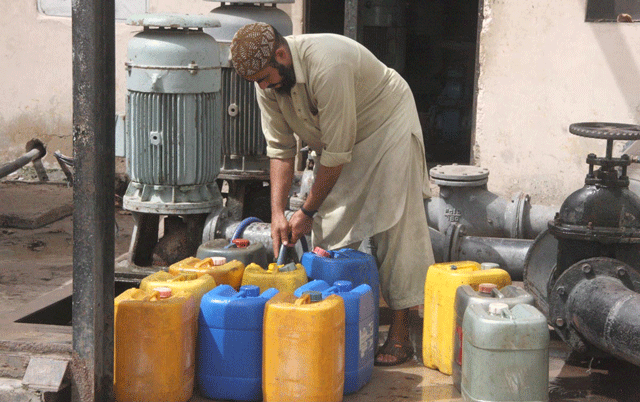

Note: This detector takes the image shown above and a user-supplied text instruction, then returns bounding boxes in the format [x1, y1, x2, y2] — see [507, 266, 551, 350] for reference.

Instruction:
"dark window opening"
[586, 0, 640, 22]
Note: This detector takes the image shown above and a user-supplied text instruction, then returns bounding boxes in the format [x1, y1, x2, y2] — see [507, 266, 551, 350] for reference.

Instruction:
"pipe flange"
[505, 192, 529, 238]
[430, 164, 489, 187]
[523, 229, 558, 316]
[202, 206, 232, 243]
[569, 122, 640, 140]
[549, 257, 640, 353]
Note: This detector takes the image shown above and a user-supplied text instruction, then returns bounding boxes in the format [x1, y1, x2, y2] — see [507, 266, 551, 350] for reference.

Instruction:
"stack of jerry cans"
[169, 256, 245, 290]
[423, 261, 511, 375]
[198, 285, 278, 401]
[114, 287, 197, 402]
[461, 303, 549, 402]
[452, 284, 534, 390]
[241, 261, 308, 293]
[263, 291, 345, 402]
[295, 280, 375, 394]
[301, 247, 380, 348]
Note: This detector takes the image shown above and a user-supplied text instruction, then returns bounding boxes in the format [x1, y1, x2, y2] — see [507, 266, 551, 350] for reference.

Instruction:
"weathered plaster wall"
[0, 0, 302, 166]
[475, 0, 640, 205]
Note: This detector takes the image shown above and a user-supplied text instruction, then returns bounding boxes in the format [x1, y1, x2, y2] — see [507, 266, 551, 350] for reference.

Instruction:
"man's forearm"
[303, 163, 343, 212]
[270, 157, 295, 217]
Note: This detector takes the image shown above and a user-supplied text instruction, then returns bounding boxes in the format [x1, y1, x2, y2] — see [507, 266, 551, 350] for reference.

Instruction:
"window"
[586, 0, 640, 22]
[38, 0, 148, 20]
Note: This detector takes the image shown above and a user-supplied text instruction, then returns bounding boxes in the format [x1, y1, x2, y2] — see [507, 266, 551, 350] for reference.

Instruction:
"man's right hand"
[271, 213, 291, 258]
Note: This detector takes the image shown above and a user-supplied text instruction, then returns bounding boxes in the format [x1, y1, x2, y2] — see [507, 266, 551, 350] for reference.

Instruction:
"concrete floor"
[2, 180, 640, 401]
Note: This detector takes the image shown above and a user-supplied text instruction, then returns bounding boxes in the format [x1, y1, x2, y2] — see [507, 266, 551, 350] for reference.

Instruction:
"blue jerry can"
[295, 280, 375, 394]
[197, 285, 279, 401]
[301, 247, 380, 349]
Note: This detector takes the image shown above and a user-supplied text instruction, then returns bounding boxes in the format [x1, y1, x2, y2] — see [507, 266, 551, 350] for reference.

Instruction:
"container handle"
[167, 273, 194, 282]
[294, 293, 311, 306]
[491, 288, 505, 299]
[195, 258, 213, 269]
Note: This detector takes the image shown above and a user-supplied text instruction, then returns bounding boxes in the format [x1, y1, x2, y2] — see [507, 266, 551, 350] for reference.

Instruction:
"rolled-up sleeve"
[311, 63, 357, 167]
[256, 85, 298, 159]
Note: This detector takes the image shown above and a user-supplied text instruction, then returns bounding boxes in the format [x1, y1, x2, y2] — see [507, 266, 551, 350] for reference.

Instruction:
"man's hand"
[289, 209, 313, 245]
[271, 213, 291, 257]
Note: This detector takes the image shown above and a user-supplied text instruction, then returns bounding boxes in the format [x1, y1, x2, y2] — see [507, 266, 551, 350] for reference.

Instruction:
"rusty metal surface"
[72, 0, 116, 398]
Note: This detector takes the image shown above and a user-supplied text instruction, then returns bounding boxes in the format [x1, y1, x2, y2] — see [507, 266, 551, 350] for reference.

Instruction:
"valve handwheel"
[569, 122, 640, 140]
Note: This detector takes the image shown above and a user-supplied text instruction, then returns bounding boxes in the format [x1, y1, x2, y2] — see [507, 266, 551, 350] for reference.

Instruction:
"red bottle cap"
[232, 239, 250, 248]
[478, 283, 498, 294]
[313, 246, 331, 257]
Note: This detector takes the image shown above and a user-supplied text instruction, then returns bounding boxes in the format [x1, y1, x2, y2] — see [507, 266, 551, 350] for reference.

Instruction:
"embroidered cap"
[230, 22, 276, 80]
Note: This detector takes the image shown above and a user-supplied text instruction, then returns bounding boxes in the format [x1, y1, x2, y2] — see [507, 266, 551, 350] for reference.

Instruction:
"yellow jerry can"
[139, 270, 216, 306]
[422, 261, 511, 375]
[114, 287, 197, 402]
[241, 262, 308, 293]
[263, 291, 345, 402]
[169, 256, 245, 290]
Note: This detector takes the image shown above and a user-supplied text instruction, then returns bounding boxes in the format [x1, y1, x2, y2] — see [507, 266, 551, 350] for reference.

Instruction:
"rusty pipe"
[0, 140, 46, 179]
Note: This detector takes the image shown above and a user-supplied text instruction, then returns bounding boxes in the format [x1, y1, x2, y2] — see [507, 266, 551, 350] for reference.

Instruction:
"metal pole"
[71, 0, 115, 399]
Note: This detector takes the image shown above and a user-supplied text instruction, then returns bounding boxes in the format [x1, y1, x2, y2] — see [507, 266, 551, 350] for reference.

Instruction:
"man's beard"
[273, 62, 296, 95]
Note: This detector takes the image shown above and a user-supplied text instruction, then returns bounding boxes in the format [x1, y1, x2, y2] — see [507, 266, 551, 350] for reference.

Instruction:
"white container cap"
[488, 302, 509, 315]
[480, 262, 500, 270]
[153, 286, 172, 299]
[211, 256, 227, 266]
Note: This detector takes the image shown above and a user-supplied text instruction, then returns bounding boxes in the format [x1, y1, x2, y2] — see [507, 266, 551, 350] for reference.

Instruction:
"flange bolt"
[555, 317, 565, 327]
[581, 264, 592, 274]
[617, 267, 627, 277]
[557, 286, 566, 297]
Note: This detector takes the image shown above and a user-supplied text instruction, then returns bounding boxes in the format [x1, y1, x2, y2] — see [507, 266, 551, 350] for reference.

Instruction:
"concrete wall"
[0, 0, 302, 166]
[475, 0, 640, 205]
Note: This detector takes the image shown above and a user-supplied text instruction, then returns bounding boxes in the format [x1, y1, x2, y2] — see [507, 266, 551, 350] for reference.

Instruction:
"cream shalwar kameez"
[256, 34, 434, 309]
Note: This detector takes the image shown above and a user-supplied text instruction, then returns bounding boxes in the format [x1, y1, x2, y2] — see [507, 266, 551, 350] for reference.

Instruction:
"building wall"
[2, 0, 639, 208]
[475, 0, 640, 205]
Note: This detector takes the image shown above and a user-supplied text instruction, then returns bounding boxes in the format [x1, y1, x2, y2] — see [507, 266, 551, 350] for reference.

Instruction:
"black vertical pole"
[71, 0, 115, 400]
[344, 0, 361, 42]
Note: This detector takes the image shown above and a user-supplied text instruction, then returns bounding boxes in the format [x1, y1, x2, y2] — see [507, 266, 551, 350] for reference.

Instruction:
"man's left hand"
[289, 209, 313, 244]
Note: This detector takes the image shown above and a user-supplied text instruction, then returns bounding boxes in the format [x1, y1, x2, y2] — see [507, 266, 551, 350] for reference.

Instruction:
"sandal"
[374, 340, 414, 366]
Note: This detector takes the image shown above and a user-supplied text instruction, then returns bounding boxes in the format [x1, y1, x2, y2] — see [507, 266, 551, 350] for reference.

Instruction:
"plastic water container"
[114, 287, 197, 402]
[461, 303, 549, 402]
[300, 247, 380, 347]
[452, 284, 534, 391]
[241, 261, 308, 293]
[169, 256, 245, 290]
[294, 280, 375, 394]
[198, 285, 278, 401]
[139, 271, 216, 307]
[263, 291, 345, 402]
[197, 238, 268, 268]
[423, 261, 511, 375]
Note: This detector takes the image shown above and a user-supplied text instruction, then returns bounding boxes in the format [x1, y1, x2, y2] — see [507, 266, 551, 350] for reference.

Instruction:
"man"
[230, 22, 434, 366]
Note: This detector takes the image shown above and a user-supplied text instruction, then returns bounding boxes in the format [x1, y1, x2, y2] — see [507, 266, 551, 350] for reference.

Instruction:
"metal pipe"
[426, 187, 558, 240]
[566, 276, 640, 366]
[456, 236, 532, 281]
[71, 0, 115, 399]
[0, 143, 46, 179]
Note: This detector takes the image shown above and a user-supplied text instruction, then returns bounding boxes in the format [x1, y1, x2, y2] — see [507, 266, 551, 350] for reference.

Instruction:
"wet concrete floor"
[2, 182, 640, 401]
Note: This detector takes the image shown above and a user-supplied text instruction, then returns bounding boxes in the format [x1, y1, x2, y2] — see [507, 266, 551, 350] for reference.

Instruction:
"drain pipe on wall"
[426, 165, 558, 239]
